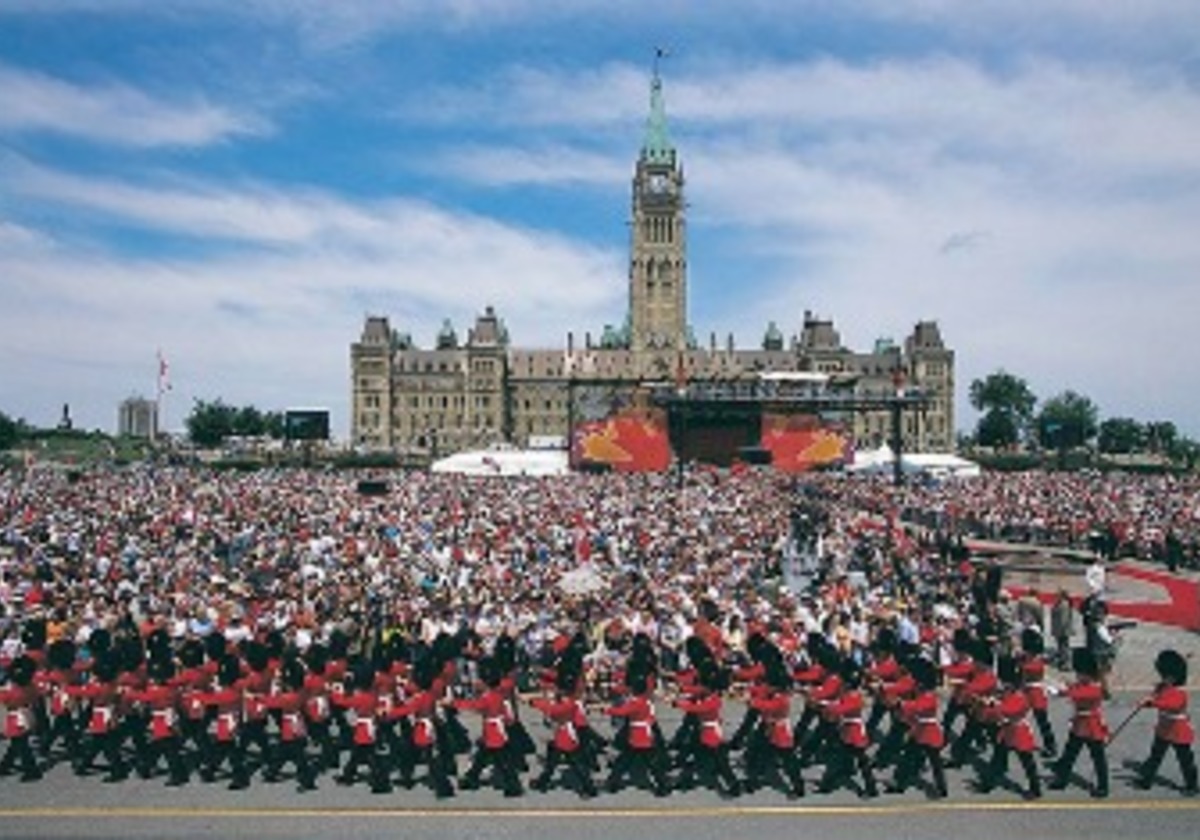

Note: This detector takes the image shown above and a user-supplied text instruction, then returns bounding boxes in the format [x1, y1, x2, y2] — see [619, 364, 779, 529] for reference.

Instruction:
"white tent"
[430, 445, 570, 477]
[849, 444, 980, 478]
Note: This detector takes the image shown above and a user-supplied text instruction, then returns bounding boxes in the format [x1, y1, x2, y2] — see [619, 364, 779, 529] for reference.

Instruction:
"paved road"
[2, 687, 1196, 840]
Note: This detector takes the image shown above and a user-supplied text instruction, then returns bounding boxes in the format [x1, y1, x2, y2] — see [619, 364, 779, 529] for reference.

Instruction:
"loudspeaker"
[737, 446, 773, 465]
[357, 479, 389, 497]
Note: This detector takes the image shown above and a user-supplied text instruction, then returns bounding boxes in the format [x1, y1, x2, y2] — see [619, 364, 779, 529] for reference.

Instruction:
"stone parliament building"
[351, 70, 954, 460]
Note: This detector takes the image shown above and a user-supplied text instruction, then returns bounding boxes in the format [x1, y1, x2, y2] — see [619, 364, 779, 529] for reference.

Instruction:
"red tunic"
[990, 690, 1036, 753]
[455, 688, 509, 749]
[675, 692, 724, 748]
[196, 686, 242, 742]
[532, 695, 582, 752]
[68, 679, 121, 734]
[126, 683, 180, 740]
[264, 690, 308, 741]
[1064, 679, 1108, 741]
[607, 694, 657, 750]
[900, 691, 944, 749]
[1147, 685, 1193, 746]
[828, 689, 869, 748]
[749, 689, 793, 748]
[0, 684, 39, 738]
[394, 690, 439, 748]
[1020, 656, 1049, 712]
[302, 673, 330, 723]
[333, 689, 381, 745]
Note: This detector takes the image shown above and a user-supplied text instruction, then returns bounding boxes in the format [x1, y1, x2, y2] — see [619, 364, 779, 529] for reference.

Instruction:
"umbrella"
[558, 565, 609, 596]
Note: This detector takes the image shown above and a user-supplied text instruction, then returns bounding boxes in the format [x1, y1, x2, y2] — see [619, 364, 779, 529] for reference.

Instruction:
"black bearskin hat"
[1155, 649, 1188, 686]
[1020, 627, 1045, 656]
[1071, 647, 1099, 678]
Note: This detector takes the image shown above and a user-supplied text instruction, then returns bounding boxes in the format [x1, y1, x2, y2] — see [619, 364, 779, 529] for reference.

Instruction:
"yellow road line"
[1, 800, 1198, 819]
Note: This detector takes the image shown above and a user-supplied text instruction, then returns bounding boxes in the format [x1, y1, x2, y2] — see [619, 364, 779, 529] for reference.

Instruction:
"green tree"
[0, 411, 19, 450]
[1146, 421, 1178, 456]
[1098, 417, 1145, 454]
[969, 370, 1037, 448]
[1036, 390, 1098, 450]
[231, 405, 265, 437]
[185, 399, 237, 447]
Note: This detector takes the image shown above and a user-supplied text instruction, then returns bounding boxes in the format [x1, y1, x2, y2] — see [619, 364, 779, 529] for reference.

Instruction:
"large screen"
[284, 409, 330, 442]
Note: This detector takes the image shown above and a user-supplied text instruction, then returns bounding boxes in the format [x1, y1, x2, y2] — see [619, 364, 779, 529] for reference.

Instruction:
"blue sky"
[2, 1, 1199, 439]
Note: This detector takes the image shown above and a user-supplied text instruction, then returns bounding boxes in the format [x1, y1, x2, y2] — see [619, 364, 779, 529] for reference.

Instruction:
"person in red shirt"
[302, 643, 338, 772]
[195, 655, 250, 790]
[0, 655, 42, 781]
[871, 643, 920, 770]
[797, 641, 845, 767]
[817, 661, 878, 798]
[672, 664, 741, 797]
[529, 661, 598, 798]
[605, 667, 669, 797]
[174, 638, 212, 764]
[744, 658, 805, 798]
[455, 656, 522, 797]
[125, 655, 188, 786]
[38, 638, 81, 763]
[947, 640, 998, 768]
[68, 651, 127, 781]
[332, 660, 392, 794]
[1049, 647, 1110, 797]
[1133, 649, 1197, 795]
[262, 657, 316, 791]
[884, 656, 947, 799]
[238, 640, 274, 776]
[977, 655, 1042, 799]
[393, 654, 455, 798]
[1018, 628, 1057, 759]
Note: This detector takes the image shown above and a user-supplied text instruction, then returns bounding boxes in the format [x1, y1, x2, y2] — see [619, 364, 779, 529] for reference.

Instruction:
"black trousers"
[981, 743, 1041, 797]
[1138, 737, 1199, 792]
[0, 733, 41, 779]
[75, 730, 127, 778]
[534, 744, 597, 797]
[139, 734, 188, 783]
[339, 742, 391, 792]
[1051, 734, 1108, 794]
[461, 744, 522, 796]
[743, 729, 805, 796]
[675, 740, 741, 796]
[1032, 707, 1057, 755]
[606, 745, 669, 795]
[819, 742, 877, 797]
[398, 742, 455, 797]
[266, 737, 315, 788]
[891, 740, 948, 797]
[202, 737, 249, 787]
[41, 712, 79, 760]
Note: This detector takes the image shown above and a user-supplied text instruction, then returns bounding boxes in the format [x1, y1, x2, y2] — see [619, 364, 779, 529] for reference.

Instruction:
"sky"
[2, 1, 1199, 440]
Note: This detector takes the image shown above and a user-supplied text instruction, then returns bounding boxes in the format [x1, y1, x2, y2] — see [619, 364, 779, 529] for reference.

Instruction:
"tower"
[629, 62, 687, 356]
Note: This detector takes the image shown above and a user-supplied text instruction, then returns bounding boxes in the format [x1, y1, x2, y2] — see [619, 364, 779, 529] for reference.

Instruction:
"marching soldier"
[38, 638, 82, 763]
[0, 655, 43, 781]
[1018, 628, 1058, 758]
[884, 656, 948, 799]
[69, 650, 127, 781]
[976, 655, 1042, 799]
[1049, 647, 1109, 798]
[197, 655, 250, 790]
[393, 654, 455, 798]
[455, 656, 523, 797]
[529, 662, 598, 797]
[743, 658, 805, 798]
[332, 659, 392, 794]
[125, 655, 189, 786]
[1133, 649, 1197, 795]
[303, 643, 338, 771]
[672, 664, 742, 797]
[816, 661, 878, 798]
[261, 657, 317, 791]
[605, 668, 670, 797]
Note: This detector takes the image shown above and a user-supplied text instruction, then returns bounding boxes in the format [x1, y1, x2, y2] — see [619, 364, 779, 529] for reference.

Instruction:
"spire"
[641, 48, 675, 166]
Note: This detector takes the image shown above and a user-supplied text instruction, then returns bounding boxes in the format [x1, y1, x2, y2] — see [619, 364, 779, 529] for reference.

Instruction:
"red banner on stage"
[760, 413, 851, 473]
[572, 408, 671, 472]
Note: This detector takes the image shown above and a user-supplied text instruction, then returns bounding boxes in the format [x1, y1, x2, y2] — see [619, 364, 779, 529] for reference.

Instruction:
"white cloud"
[0, 62, 266, 147]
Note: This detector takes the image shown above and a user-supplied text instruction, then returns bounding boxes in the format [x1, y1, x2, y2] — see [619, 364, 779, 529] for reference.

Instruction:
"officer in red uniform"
[884, 656, 947, 798]
[38, 638, 82, 763]
[1133, 649, 1197, 795]
[455, 656, 522, 797]
[261, 657, 317, 791]
[69, 650, 127, 780]
[1049, 647, 1109, 797]
[977, 655, 1042, 799]
[529, 661, 598, 797]
[332, 659, 392, 794]
[1019, 628, 1057, 758]
[238, 640, 274, 775]
[0, 655, 43, 780]
[605, 667, 669, 796]
[173, 638, 212, 765]
[393, 654, 455, 798]
[744, 658, 805, 798]
[196, 654, 250, 790]
[672, 664, 742, 797]
[125, 655, 189, 786]
[817, 661, 878, 798]
[947, 639, 998, 768]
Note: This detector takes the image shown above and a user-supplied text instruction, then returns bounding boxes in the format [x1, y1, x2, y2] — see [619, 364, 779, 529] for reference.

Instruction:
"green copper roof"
[641, 71, 675, 165]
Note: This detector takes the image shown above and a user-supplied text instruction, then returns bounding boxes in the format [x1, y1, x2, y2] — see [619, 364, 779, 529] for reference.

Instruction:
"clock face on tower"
[647, 173, 669, 195]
